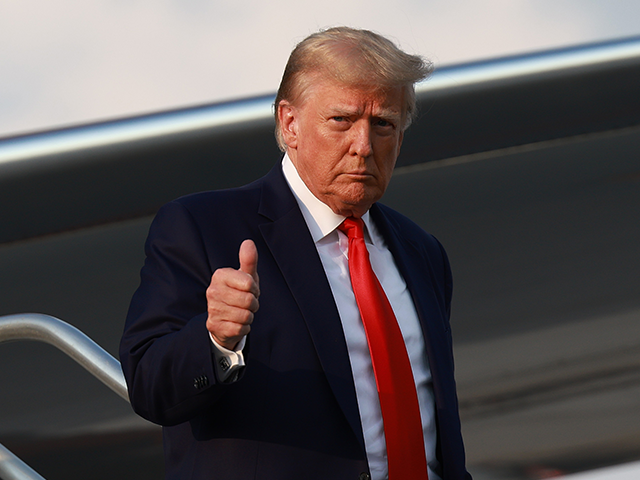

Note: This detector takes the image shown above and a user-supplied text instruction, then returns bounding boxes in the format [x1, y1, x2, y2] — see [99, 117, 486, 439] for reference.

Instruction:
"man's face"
[278, 75, 405, 218]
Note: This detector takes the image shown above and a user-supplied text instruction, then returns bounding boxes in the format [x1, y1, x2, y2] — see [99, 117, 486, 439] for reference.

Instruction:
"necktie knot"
[338, 217, 365, 240]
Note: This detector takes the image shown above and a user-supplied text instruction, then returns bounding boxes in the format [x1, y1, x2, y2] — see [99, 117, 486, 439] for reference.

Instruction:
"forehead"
[299, 75, 405, 116]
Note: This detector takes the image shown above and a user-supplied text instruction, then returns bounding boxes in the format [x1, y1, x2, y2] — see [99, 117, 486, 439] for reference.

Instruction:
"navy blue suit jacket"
[120, 164, 471, 479]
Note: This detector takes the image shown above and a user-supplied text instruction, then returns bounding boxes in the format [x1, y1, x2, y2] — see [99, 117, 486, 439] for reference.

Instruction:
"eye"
[331, 116, 345, 122]
[374, 118, 395, 128]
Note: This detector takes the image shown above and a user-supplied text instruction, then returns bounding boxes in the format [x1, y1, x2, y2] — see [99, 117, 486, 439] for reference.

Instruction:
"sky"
[1, 0, 640, 138]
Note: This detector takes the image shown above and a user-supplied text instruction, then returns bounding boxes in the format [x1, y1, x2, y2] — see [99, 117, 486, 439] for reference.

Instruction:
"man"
[120, 27, 471, 480]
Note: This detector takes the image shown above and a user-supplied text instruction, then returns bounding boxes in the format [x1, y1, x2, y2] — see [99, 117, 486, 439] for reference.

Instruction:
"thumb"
[238, 239, 259, 282]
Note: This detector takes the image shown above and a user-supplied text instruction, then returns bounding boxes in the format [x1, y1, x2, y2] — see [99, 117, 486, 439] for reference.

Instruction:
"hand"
[206, 239, 260, 350]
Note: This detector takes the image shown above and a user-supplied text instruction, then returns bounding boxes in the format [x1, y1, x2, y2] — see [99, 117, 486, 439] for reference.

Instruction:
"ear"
[278, 100, 299, 149]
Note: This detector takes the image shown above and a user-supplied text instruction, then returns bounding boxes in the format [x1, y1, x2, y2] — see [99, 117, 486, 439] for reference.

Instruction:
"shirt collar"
[281, 153, 375, 244]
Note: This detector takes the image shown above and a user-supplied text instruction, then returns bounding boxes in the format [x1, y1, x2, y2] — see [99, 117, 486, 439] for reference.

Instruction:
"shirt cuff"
[209, 333, 246, 383]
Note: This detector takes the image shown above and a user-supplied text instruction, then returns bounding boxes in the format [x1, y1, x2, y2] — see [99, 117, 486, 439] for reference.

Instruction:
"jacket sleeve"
[119, 200, 232, 426]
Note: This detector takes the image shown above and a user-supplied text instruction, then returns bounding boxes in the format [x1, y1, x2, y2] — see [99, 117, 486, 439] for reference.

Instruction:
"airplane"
[1, 34, 640, 480]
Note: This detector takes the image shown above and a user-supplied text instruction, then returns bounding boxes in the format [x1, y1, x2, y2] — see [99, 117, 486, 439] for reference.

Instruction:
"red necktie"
[339, 217, 429, 480]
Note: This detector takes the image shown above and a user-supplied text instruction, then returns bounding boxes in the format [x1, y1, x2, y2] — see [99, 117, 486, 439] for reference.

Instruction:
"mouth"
[343, 171, 374, 180]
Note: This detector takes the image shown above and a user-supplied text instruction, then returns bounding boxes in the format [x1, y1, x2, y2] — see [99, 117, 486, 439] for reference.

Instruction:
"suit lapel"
[370, 205, 453, 408]
[257, 165, 365, 450]
[373, 206, 472, 476]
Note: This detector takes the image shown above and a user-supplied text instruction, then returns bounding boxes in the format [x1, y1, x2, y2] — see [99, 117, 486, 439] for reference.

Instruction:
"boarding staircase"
[0, 314, 128, 480]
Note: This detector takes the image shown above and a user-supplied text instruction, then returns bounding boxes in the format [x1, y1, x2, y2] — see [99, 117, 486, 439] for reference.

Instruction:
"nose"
[349, 120, 373, 158]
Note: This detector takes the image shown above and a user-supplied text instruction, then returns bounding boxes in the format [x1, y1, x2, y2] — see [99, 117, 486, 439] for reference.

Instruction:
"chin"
[328, 185, 382, 214]
[336, 197, 380, 217]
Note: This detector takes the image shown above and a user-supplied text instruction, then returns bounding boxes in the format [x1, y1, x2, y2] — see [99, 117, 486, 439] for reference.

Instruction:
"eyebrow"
[328, 106, 402, 124]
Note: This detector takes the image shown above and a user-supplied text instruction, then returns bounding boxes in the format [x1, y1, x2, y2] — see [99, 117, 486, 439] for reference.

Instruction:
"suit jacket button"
[359, 473, 371, 480]
[193, 375, 209, 389]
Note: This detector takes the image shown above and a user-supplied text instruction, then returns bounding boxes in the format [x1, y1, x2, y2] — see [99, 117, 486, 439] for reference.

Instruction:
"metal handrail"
[0, 313, 130, 480]
[0, 313, 128, 400]
[0, 443, 46, 480]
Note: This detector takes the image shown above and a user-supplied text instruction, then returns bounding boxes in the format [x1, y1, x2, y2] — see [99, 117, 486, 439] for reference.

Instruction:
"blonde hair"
[274, 26, 433, 151]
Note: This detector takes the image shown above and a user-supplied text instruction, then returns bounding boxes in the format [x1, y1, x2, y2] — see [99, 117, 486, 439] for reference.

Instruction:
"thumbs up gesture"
[206, 239, 260, 350]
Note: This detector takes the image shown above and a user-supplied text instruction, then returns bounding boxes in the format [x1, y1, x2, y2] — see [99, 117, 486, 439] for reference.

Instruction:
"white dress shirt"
[281, 155, 441, 480]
